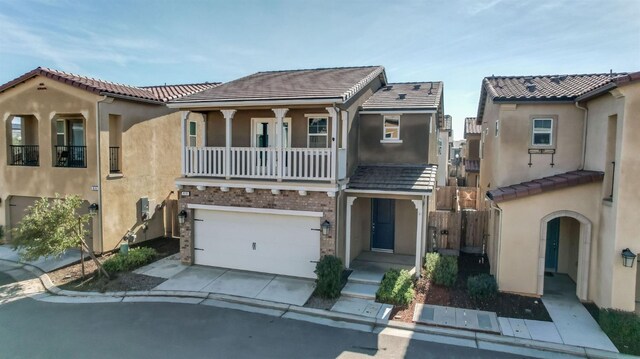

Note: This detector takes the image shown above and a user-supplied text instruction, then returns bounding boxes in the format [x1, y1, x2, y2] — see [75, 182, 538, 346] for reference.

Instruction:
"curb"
[1, 258, 622, 358]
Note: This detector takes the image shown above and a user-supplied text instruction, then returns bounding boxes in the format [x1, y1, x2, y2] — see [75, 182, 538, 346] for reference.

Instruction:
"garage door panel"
[193, 209, 321, 278]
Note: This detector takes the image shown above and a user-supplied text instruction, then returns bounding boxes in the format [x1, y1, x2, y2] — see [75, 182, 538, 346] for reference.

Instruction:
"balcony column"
[326, 107, 338, 183]
[272, 108, 288, 181]
[180, 111, 190, 175]
[412, 199, 424, 277]
[221, 109, 236, 179]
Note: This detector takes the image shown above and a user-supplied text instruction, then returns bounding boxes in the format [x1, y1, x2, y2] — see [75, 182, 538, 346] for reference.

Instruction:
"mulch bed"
[392, 253, 552, 322]
[49, 237, 179, 292]
[304, 269, 351, 310]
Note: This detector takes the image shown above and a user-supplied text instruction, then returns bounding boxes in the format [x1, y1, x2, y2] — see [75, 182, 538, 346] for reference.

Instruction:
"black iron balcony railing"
[54, 145, 87, 168]
[109, 146, 120, 173]
[9, 145, 39, 166]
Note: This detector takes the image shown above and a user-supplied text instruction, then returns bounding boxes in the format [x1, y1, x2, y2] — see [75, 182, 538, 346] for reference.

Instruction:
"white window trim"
[307, 116, 329, 148]
[531, 118, 554, 146]
[382, 115, 401, 142]
[188, 120, 197, 147]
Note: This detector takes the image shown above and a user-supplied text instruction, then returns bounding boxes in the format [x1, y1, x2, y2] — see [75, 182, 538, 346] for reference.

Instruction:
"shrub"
[376, 269, 415, 306]
[598, 309, 640, 355]
[103, 247, 157, 275]
[467, 273, 497, 301]
[0, 225, 4, 241]
[424, 252, 439, 281]
[314, 255, 343, 299]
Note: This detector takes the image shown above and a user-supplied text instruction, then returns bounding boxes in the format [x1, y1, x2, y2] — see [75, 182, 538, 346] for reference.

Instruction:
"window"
[56, 120, 65, 146]
[495, 120, 500, 137]
[188, 121, 197, 147]
[11, 117, 23, 145]
[382, 115, 400, 142]
[53, 118, 86, 168]
[307, 117, 328, 148]
[438, 137, 443, 155]
[532, 118, 553, 146]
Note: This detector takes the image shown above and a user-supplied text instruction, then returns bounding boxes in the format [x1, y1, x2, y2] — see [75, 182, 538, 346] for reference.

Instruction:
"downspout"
[489, 199, 503, 285]
[95, 95, 110, 254]
[575, 101, 588, 170]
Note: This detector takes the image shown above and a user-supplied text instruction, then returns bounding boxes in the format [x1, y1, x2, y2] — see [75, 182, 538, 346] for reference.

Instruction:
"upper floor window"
[532, 118, 553, 146]
[381, 115, 401, 143]
[7, 116, 39, 166]
[308, 117, 328, 148]
[188, 121, 197, 147]
[54, 118, 86, 168]
[438, 137, 443, 155]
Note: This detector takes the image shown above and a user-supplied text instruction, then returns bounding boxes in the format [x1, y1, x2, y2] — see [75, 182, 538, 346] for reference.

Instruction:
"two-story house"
[169, 66, 443, 279]
[477, 72, 640, 311]
[463, 117, 481, 186]
[0, 67, 218, 253]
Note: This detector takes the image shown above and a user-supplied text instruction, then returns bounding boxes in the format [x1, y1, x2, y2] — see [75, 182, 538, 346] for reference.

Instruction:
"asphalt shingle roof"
[170, 66, 386, 104]
[361, 82, 443, 110]
[483, 73, 626, 102]
[486, 170, 603, 203]
[464, 117, 481, 136]
[0, 67, 218, 103]
[348, 165, 437, 193]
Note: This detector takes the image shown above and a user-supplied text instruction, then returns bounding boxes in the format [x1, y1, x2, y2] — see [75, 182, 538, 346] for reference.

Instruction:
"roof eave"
[359, 107, 438, 114]
[575, 83, 618, 102]
[167, 96, 344, 109]
[101, 92, 164, 105]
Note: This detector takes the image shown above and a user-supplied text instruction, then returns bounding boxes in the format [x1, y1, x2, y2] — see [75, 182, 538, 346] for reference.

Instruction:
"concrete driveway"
[151, 265, 316, 306]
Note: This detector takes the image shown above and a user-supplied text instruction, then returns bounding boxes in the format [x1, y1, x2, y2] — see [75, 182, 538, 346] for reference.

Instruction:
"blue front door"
[545, 218, 560, 272]
[371, 199, 395, 252]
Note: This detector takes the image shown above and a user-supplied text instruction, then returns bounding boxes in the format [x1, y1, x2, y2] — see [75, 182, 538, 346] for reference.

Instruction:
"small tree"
[12, 195, 108, 278]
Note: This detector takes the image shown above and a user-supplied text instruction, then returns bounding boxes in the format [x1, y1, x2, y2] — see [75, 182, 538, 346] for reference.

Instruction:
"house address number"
[181, 191, 191, 197]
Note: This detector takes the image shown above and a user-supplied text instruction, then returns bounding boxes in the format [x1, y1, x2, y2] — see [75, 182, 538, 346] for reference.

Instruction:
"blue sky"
[1, 0, 638, 139]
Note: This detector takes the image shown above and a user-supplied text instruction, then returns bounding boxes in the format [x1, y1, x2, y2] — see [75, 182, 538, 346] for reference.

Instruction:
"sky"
[0, 0, 638, 139]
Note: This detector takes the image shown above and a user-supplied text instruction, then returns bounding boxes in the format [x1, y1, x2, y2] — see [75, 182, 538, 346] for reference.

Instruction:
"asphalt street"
[0, 296, 528, 359]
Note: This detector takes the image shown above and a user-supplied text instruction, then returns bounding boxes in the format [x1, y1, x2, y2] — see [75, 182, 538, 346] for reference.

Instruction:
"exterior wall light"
[321, 220, 331, 236]
[621, 248, 636, 268]
[178, 209, 188, 225]
[88, 203, 99, 216]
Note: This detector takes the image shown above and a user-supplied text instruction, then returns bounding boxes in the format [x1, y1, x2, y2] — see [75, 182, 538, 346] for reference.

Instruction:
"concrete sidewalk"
[0, 245, 83, 273]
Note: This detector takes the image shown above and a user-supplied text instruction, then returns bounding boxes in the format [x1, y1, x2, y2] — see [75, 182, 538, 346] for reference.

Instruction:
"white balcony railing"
[184, 147, 334, 181]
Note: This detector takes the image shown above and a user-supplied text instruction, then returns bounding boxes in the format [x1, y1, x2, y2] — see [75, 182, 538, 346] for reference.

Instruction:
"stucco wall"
[557, 217, 580, 282]
[0, 76, 101, 247]
[495, 182, 601, 300]
[358, 113, 431, 165]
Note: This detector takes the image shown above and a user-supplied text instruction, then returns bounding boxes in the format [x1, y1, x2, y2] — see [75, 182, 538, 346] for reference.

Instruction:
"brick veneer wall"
[178, 186, 336, 265]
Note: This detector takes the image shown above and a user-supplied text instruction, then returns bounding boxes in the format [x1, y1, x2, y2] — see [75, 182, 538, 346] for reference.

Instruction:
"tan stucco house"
[477, 72, 640, 311]
[0, 67, 218, 253]
[168, 66, 444, 279]
[462, 117, 481, 186]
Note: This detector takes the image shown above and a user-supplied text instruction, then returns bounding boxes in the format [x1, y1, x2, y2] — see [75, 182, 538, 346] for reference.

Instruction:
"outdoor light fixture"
[177, 210, 188, 225]
[88, 203, 99, 216]
[621, 248, 636, 268]
[321, 220, 331, 236]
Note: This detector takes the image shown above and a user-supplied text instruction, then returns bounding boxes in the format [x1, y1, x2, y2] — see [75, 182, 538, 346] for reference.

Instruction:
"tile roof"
[348, 165, 437, 193]
[483, 73, 626, 102]
[576, 71, 640, 101]
[142, 83, 220, 102]
[465, 159, 479, 173]
[361, 82, 443, 110]
[464, 117, 481, 136]
[170, 66, 386, 104]
[486, 170, 603, 203]
[0, 67, 218, 103]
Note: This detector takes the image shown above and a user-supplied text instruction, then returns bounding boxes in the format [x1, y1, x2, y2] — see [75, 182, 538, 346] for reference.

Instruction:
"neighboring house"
[168, 67, 444, 279]
[436, 114, 452, 186]
[477, 72, 640, 311]
[463, 117, 481, 186]
[0, 67, 218, 253]
[449, 139, 465, 179]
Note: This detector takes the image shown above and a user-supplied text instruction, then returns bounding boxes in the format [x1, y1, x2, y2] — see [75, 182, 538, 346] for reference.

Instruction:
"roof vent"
[383, 85, 393, 91]
[523, 77, 533, 84]
[413, 84, 421, 90]
[526, 84, 537, 92]
[559, 75, 567, 81]
[398, 93, 406, 100]
[550, 76, 560, 84]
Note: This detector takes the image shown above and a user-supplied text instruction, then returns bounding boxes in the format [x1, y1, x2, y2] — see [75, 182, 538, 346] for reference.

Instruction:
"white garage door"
[193, 207, 321, 279]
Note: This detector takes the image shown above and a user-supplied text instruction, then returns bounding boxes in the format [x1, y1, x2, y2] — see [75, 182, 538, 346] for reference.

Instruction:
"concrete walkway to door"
[542, 274, 618, 352]
[134, 257, 316, 307]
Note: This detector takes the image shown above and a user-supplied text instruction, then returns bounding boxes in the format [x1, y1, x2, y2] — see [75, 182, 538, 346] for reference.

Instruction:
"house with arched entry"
[476, 72, 640, 312]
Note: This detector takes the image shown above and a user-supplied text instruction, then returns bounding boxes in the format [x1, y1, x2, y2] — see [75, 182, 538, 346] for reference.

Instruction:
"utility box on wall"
[138, 197, 150, 221]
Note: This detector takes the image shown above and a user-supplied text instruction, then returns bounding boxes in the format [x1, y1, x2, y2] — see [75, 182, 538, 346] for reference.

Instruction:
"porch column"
[180, 111, 190, 175]
[345, 196, 356, 269]
[326, 107, 338, 183]
[272, 108, 288, 181]
[412, 199, 424, 276]
[201, 112, 208, 147]
[221, 109, 236, 179]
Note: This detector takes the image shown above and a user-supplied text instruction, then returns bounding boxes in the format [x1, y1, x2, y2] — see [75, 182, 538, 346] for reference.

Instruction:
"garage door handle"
[194, 248, 204, 251]
[310, 260, 319, 263]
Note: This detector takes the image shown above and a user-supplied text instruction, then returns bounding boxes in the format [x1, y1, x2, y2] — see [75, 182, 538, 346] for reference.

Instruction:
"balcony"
[9, 145, 39, 166]
[109, 146, 121, 173]
[54, 145, 87, 168]
[185, 147, 346, 181]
